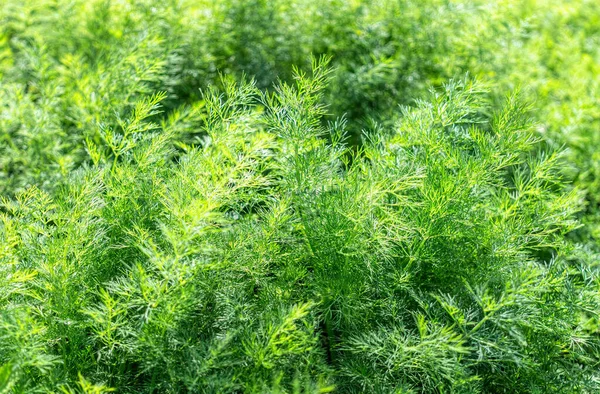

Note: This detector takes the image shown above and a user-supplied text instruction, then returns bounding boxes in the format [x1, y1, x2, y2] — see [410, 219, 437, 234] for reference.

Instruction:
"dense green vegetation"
[1, 0, 599, 392]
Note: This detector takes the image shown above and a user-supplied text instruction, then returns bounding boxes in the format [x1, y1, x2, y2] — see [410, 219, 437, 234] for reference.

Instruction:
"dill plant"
[0, 58, 598, 393]
[1, 0, 600, 393]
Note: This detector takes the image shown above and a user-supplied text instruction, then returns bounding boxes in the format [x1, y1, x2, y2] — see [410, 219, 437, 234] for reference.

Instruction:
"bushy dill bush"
[0, 58, 598, 393]
[1, 0, 600, 393]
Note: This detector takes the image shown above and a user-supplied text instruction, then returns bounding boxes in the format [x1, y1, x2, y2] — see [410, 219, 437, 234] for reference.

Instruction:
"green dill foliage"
[1, 0, 600, 393]
[1, 57, 598, 392]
